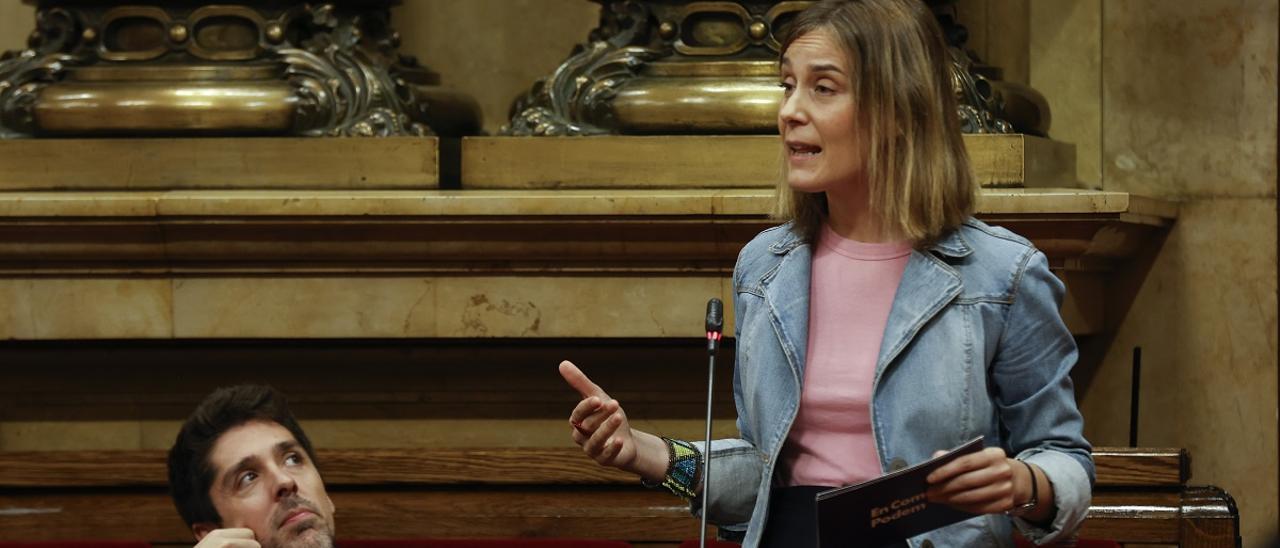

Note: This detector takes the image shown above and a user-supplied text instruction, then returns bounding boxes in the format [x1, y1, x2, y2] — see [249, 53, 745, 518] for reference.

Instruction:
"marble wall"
[0, 3, 31, 53]
[968, 0, 1278, 544]
[393, 0, 600, 134]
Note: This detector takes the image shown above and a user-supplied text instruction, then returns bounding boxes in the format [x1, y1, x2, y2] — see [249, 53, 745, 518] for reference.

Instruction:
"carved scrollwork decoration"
[2, 2, 445, 138]
[949, 47, 1013, 134]
[0, 8, 88, 138]
[277, 4, 429, 137]
[932, 6, 1015, 134]
[503, 1, 666, 136]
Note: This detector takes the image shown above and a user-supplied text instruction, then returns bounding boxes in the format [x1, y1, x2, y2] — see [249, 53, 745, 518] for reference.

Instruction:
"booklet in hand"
[815, 436, 985, 547]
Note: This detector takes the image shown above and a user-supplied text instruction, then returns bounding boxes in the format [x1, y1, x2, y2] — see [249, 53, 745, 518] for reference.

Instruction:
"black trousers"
[760, 486, 909, 548]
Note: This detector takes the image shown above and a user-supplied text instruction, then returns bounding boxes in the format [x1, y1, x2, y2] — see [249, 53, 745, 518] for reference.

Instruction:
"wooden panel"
[0, 486, 1239, 545]
[1092, 447, 1188, 487]
[1180, 486, 1241, 548]
[0, 489, 699, 543]
[0, 446, 1189, 488]
[0, 450, 164, 487]
[0, 449, 630, 488]
[461, 135, 1080, 189]
[0, 491, 191, 542]
[319, 448, 637, 485]
[0, 340, 739, 423]
[0, 137, 439, 190]
[331, 490, 699, 540]
[1085, 489, 1183, 543]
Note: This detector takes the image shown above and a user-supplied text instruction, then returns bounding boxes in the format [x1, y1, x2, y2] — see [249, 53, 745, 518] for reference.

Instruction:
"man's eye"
[285, 453, 303, 466]
[237, 472, 257, 488]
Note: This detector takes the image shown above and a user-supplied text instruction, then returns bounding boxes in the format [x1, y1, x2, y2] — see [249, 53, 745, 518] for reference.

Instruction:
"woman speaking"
[559, 1, 1094, 546]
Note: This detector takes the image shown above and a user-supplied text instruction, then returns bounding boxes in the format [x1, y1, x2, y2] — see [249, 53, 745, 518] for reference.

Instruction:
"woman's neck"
[824, 184, 895, 243]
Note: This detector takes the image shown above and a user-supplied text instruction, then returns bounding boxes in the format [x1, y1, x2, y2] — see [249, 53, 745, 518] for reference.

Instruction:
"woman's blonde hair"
[773, 0, 976, 245]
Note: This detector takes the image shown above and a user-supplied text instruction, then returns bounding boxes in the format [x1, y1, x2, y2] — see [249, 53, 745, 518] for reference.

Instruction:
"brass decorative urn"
[0, 0, 479, 137]
[504, 0, 1047, 136]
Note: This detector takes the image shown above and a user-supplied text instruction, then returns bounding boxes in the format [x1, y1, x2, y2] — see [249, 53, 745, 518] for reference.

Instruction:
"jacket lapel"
[761, 235, 812, 382]
[874, 235, 968, 384]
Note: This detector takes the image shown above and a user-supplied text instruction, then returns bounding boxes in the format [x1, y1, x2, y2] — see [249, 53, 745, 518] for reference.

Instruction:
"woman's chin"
[785, 177, 830, 194]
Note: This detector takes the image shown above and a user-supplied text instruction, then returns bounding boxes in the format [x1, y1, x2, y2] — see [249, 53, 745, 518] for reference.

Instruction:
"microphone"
[705, 298, 724, 355]
[700, 298, 723, 548]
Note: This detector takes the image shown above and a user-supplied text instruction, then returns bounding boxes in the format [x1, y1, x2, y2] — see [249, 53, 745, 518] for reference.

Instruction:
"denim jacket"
[693, 219, 1094, 548]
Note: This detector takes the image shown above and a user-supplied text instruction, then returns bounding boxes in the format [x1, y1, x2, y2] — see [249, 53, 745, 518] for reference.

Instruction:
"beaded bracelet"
[640, 436, 702, 499]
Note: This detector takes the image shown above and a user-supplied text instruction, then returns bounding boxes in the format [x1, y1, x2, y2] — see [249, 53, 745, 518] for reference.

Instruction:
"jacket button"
[921, 540, 934, 548]
[889, 458, 908, 471]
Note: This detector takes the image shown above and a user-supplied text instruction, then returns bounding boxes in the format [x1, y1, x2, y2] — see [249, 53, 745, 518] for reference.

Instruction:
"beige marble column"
[959, 2, 1277, 544]
[392, 0, 600, 135]
[0, 3, 33, 52]
[1079, 1, 1277, 546]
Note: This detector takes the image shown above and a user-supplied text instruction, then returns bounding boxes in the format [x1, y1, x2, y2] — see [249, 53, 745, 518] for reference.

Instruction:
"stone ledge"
[461, 135, 1081, 189]
[0, 137, 439, 190]
[0, 189, 1172, 272]
[0, 189, 1175, 339]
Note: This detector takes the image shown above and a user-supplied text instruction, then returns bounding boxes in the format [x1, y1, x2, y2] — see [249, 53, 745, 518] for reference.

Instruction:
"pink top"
[779, 223, 912, 487]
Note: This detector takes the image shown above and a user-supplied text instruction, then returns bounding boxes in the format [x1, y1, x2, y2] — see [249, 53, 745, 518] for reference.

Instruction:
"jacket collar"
[768, 223, 974, 259]
[924, 226, 973, 259]
[759, 223, 971, 387]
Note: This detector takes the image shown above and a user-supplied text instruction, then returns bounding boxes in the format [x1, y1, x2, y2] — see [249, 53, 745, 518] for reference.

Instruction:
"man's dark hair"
[167, 384, 318, 527]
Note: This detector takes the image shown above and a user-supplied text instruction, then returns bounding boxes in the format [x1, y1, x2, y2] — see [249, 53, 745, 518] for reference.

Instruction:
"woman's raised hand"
[558, 360, 669, 482]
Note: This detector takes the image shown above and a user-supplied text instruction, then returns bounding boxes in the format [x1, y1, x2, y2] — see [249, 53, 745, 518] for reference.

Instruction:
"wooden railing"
[0, 447, 1238, 546]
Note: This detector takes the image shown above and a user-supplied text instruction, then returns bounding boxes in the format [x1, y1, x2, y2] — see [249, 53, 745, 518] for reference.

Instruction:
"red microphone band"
[706, 331, 722, 341]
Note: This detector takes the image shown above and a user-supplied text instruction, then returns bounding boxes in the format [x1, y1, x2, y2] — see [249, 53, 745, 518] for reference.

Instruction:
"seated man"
[168, 384, 336, 548]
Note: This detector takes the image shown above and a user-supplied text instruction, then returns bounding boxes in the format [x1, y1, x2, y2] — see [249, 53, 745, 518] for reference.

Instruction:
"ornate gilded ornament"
[0, 1, 479, 138]
[949, 47, 1013, 134]
[505, 0, 1046, 136]
[931, 3, 1047, 135]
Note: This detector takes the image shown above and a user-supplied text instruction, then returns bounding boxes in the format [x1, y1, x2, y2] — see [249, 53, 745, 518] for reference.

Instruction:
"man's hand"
[194, 528, 260, 548]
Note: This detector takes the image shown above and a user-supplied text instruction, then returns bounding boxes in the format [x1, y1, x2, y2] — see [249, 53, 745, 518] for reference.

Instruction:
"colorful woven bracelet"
[640, 436, 702, 499]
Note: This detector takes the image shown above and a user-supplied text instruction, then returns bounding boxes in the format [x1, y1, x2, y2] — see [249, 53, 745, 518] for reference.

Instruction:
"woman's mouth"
[787, 142, 822, 159]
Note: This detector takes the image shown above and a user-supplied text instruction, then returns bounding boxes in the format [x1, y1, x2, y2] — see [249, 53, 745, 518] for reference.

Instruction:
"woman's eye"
[778, 82, 794, 94]
[285, 453, 303, 466]
[815, 84, 834, 94]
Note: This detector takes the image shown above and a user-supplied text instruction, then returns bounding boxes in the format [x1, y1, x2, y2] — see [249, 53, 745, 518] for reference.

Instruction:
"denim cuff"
[1012, 449, 1092, 545]
[686, 437, 763, 526]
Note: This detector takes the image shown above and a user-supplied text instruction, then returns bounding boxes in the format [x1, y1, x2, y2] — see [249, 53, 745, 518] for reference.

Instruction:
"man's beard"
[262, 496, 335, 548]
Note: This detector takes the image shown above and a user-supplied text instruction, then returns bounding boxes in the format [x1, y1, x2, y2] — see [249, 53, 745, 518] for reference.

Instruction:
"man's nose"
[271, 467, 298, 500]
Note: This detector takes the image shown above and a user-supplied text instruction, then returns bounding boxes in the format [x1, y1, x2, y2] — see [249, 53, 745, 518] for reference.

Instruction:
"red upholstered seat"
[677, 541, 741, 548]
[0, 543, 150, 548]
[1015, 538, 1120, 548]
[339, 541, 631, 548]
[675, 536, 1121, 547]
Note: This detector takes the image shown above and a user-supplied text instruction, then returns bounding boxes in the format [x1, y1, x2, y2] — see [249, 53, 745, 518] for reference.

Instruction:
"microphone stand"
[701, 298, 723, 548]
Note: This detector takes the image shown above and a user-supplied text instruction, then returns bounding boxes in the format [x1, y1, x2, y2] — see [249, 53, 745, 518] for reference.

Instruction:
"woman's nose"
[778, 92, 808, 128]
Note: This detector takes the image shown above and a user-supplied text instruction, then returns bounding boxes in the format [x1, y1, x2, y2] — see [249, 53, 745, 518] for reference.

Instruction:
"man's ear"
[193, 522, 216, 540]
